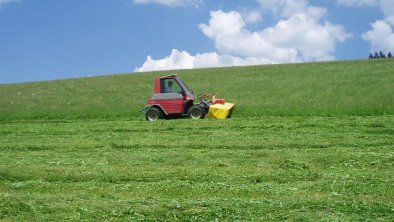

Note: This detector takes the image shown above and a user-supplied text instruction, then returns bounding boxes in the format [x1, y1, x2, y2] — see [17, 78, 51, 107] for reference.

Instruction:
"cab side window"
[161, 79, 182, 94]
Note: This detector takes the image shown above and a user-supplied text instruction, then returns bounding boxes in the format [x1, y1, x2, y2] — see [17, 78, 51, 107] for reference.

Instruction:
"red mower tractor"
[142, 74, 234, 121]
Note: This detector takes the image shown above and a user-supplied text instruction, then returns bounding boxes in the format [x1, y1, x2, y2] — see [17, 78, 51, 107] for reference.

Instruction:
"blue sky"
[0, 0, 393, 84]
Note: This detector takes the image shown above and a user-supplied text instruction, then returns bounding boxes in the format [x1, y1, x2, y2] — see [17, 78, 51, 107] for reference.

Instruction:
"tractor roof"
[159, 74, 178, 79]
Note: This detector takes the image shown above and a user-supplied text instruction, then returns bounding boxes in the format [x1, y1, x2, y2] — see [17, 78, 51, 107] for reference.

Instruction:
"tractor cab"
[144, 75, 198, 120]
[156, 75, 195, 100]
[143, 74, 234, 121]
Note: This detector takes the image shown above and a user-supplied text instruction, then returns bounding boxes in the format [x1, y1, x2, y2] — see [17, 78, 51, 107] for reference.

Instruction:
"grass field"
[1, 117, 393, 221]
[0, 59, 393, 120]
[0, 59, 393, 221]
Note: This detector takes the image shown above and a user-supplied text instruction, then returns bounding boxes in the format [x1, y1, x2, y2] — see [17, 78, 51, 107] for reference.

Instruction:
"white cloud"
[0, 0, 20, 8]
[380, 0, 394, 25]
[262, 14, 351, 60]
[335, 0, 394, 50]
[362, 20, 394, 52]
[242, 10, 263, 24]
[135, 1, 351, 72]
[193, 52, 272, 68]
[134, 49, 272, 72]
[198, 11, 245, 39]
[199, 9, 350, 62]
[198, 10, 299, 62]
[133, 0, 201, 7]
[135, 49, 194, 72]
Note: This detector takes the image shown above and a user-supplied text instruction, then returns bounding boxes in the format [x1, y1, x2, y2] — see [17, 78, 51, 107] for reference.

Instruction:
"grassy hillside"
[0, 60, 393, 221]
[0, 59, 393, 120]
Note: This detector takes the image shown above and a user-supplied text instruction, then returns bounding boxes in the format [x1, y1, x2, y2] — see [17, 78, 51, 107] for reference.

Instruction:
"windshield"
[176, 77, 195, 98]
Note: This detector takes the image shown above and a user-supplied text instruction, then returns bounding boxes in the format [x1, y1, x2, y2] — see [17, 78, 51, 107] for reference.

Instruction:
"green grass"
[0, 59, 393, 120]
[0, 59, 393, 221]
[0, 117, 393, 221]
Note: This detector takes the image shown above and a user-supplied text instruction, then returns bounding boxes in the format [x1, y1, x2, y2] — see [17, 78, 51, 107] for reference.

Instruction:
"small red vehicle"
[142, 74, 219, 121]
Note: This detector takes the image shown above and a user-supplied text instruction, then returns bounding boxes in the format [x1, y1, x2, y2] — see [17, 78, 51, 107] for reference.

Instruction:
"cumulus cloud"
[263, 15, 351, 60]
[135, 49, 194, 72]
[0, 0, 20, 8]
[133, 0, 202, 7]
[135, 1, 351, 72]
[335, 0, 394, 51]
[362, 20, 394, 52]
[380, 0, 394, 25]
[242, 9, 263, 23]
[200, 9, 350, 62]
[213, 1, 350, 61]
[134, 49, 272, 72]
[198, 10, 299, 62]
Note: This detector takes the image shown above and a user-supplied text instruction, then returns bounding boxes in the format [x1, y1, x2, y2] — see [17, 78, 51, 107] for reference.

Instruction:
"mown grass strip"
[0, 116, 393, 220]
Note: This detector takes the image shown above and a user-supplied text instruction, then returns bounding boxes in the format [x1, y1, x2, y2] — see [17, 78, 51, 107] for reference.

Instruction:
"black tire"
[188, 105, 205, 119]
[145, 107, 162, 121]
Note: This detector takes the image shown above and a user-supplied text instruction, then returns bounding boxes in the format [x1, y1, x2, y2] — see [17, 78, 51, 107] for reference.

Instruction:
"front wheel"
[145, 107, 162, 121]
[188, 106, 205, 119]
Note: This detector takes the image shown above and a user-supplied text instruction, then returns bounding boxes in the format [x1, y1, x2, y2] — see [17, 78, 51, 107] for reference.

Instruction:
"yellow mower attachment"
[207, 103, 235, 119]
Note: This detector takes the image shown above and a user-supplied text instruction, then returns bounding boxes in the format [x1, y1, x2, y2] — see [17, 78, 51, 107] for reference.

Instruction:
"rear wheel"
[145, 107, 162, 121]
[188, 106, 205, 119]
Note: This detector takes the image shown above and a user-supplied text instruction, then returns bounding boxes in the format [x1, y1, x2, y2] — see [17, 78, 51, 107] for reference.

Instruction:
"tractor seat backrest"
[151, 93, 183, 100]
